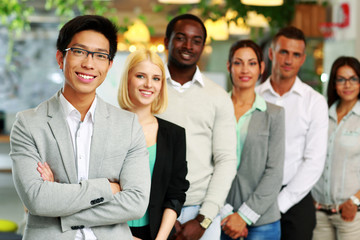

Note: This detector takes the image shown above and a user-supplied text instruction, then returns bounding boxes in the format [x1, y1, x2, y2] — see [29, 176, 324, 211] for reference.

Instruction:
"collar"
[260, 76, 305, 97]
[165, 64, 205, 87]
[328, 101, 337, 121]
[354, 100, 360, 116]
[253, 93, 267, 112]
[329, 100, 360, 121]
[59, 92, 97, 123]
[229, 91, 267, 112]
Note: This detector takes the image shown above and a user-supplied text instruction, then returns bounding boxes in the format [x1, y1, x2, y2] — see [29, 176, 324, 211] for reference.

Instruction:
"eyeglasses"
[335, 76, 360, 85]
[64, 47, 111, 62]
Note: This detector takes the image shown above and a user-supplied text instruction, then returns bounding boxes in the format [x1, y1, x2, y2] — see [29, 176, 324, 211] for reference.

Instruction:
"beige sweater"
[159, 74, 237, 219]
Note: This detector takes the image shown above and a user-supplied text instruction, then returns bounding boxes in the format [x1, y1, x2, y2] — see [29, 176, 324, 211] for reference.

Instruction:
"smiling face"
[335, 65, 360, 104]
[128, 59, 163, 110]
[269, 36, 306, 82]
[56, 30, 113, 103]
[228, 47, 264, 91]
[165, 19, 205, 69]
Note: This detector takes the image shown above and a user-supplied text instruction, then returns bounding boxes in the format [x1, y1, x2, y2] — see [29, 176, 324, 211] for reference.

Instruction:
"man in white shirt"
[159, 14, 237, 240]
[10, 15, 150, 240]
[256, 26, 328, 240]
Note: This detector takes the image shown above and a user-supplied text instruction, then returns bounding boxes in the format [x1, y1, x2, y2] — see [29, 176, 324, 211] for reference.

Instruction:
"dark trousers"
[280, 192, 316, 240]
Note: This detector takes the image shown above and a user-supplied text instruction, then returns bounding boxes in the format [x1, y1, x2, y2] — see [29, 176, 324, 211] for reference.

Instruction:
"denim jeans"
[221, 220, 281, 240]
[178, 205, 221, 240]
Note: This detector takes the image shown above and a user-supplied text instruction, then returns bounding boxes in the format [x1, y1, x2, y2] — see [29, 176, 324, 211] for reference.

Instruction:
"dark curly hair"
[165, 14, 207, 45]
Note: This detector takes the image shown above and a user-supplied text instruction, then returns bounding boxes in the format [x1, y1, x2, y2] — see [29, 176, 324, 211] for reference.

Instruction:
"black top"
[131, 117, 189, 240]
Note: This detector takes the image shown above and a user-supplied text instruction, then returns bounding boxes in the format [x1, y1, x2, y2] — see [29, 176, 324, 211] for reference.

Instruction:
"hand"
[109, 181, 121, 194]
[37, 162, 54, 182]
[339, 199, 357, 222]
[173, 219, 205, 240]
[133, 237, 142, 240]
[168, 221, 182, 240]
[174, 220, 182, 233]
[240, 227, 248, 238]
[221, 213, 247, 239]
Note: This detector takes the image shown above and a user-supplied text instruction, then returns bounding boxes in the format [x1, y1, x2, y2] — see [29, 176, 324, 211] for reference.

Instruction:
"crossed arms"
[10, 109, 150, 231]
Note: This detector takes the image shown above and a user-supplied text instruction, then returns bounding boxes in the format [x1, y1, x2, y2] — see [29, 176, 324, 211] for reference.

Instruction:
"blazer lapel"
[242, 110, 263, 158]
[47, 92, 78, 183]
[88, 98, 108, 179]
[152, 118, 165, 180]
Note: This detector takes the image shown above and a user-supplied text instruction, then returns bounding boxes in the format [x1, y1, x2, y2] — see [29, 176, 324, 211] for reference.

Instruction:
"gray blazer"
[226, 102, 285, 226]
[10, 91, 150, 240]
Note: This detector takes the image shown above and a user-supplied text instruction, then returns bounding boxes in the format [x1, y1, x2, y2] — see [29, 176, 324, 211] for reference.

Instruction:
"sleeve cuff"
[199, 201, 220, 220]
[278, 188, 294, 213]
[220, 203, 234, 220]
[238, 203, 260, 224]
[237, 211, 252, 225]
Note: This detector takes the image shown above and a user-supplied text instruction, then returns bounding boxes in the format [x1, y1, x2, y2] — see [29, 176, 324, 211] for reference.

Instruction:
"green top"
[128, 143, 157, 227]
[230, 92, 266, 225]
[231, 92, 267, 169]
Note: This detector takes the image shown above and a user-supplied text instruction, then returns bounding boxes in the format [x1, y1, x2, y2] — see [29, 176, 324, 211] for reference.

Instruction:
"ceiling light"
[204, 18, 229, 41]
[124, 20, 150, 43]
[241, 0, 283, 6]
[158, 0, 201, 4]
[246, 11, 269, 28]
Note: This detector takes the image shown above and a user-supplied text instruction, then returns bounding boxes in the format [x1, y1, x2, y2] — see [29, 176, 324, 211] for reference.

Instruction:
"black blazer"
[148, 117, 189, 239]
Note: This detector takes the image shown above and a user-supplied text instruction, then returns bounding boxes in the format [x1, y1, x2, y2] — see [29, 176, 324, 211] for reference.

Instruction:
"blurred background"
[0, 0, 359, 237]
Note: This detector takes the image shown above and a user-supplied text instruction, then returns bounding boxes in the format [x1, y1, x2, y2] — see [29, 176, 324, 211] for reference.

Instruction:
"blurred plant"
[0, 0, 33, 65]
[44, 0, 119, 27]
[155, 0, 296, 34]
[1, 0, 121, 66]
[225, 0, 296, 31]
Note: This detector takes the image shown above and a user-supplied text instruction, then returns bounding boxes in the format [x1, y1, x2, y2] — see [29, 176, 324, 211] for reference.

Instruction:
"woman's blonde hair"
[118, 49, 168, 114]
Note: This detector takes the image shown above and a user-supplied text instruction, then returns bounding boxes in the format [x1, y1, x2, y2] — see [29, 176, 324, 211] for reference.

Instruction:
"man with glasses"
[10, 15, 150, 240]
[256, 26, 328, 240]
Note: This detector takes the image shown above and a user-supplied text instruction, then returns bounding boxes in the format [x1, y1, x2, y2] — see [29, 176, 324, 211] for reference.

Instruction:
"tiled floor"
[0, 172, 26, 235]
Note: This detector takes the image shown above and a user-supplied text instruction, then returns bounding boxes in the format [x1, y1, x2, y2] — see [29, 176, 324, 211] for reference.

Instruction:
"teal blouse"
[231, 93, 267, 169]
[230, 92, 267, 225]
[128, 143, 157, 227]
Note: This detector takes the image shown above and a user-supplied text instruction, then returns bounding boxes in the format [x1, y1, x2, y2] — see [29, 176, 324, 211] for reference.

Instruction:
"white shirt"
[256, 77, 328, 213]
[312, 100, 360, 205]
[165, 65, 204, 92]
[59, 93, 97, 240]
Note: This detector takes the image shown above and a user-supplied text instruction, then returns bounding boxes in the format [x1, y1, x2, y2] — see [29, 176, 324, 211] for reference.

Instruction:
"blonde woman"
[118, 49, 189, 240]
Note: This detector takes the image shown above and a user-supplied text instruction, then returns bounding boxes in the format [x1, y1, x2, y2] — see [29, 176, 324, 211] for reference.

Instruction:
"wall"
[323, 0, 359, 89]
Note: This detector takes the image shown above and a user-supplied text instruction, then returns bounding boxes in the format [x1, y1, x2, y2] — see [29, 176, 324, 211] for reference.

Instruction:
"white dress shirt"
[256, 77, 328, 213]
[60, 93, 97, 240]
[165, 65, 204, 92]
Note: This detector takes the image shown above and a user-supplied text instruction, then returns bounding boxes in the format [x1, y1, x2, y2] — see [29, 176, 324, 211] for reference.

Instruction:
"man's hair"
[56, 15, 118, 60]
[118, 49, 168, 114]
[327, 56, 360, 107]
[272, 26, 306, 48]
[165, 14, 207, 44]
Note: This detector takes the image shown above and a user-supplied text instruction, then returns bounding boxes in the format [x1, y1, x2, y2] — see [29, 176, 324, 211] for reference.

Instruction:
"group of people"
[9, 12, 360, 240]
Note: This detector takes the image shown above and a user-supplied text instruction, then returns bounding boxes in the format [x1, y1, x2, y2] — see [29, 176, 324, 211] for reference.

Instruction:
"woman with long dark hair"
[220, 40, 285, 240]
[312, 56, 360, 239]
